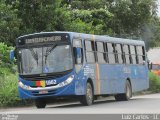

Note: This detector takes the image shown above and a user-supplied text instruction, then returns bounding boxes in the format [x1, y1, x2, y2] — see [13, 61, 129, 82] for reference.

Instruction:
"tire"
[115, 80, 132, 101]
[35, 99, 46, 108]
[79, 82, 94, 106]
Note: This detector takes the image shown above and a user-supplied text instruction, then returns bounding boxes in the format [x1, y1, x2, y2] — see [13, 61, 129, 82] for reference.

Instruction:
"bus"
[10, 31, 149, 108]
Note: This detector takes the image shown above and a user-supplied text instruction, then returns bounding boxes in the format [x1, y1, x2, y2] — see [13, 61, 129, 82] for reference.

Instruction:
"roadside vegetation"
[148, 72, 160, 93]
[1, 0, 160, 107]
[0, 43, 33, 107]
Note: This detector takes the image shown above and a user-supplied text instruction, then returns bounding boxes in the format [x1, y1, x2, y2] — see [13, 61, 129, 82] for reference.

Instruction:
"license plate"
[39, 90, 48, 94]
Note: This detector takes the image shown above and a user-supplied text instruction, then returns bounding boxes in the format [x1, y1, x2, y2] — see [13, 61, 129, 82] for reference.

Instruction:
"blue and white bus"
[11, 31, 149, 108]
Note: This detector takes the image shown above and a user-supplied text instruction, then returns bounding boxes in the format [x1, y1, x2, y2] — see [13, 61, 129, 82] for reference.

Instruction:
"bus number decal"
[46, 80, 57, 86]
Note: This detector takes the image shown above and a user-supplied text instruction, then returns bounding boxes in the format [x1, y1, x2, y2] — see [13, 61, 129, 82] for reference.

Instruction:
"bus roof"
[17, 31, 145, 46]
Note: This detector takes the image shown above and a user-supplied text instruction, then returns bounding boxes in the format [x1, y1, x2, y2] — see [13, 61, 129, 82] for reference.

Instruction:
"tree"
[0, 1, 21, 45]
[108, 0, 156, 38]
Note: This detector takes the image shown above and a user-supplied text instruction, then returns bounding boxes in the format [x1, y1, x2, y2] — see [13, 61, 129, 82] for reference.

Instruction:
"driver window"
[73, 39, 83, 73]
[73, 39, 83, 64]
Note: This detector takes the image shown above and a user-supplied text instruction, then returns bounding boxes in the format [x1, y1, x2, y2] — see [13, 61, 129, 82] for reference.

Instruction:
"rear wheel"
[35, 99, 46, 108]
[115, 80, 132, 101]
[79, 82, 94, 106]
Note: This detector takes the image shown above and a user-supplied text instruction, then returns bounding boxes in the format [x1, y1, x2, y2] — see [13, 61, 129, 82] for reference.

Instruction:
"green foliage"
[0, 43, 32, 107]
[67, 19, 94, 34]
[0, 2, 22, 46]
[0, 73, 18, 107]
[0, 42, 16, 75]
[109, 0, 154, 37]
[0, 72, 33, 107]
[0, 0, 159, 46]
[149, 72, 160, 92]
[0, 42, 15, 68]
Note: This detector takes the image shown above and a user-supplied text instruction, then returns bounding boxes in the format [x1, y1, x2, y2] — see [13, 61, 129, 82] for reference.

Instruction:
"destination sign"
[25, 36, 62, 44]
[17, 33, 70, 46]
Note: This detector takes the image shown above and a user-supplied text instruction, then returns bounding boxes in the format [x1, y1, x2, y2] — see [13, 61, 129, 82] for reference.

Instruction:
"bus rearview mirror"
[76, 48, 81, 58]
[74, 47, 82, 64]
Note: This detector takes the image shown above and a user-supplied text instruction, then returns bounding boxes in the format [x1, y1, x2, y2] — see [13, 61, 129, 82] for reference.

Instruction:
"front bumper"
[18, 80, 76, 99]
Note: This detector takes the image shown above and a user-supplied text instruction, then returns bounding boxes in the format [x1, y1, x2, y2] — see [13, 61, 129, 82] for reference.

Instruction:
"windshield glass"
[19, 45, 73, 75]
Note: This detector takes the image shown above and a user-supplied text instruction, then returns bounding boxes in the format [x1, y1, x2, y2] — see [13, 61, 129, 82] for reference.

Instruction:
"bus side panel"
[131, 65, 149, 92]
[99, 64, 126, 94]
[98, 64, 149, 95]
[83, 64, 101, 95]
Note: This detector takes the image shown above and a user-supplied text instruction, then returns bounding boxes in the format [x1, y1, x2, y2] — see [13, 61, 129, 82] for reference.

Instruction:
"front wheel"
[115, 80, 132, 101]
[79, 82, 94, 106]
[35, 99, 46, 108]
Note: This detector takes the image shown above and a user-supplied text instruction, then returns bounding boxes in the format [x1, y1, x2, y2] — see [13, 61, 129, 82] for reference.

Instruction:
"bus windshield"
[18, 44, 73, 75]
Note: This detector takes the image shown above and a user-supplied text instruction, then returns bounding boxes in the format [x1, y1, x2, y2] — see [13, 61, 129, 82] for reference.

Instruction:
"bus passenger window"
[105, 43, 109, 63]
[142, 46, 146, 61]
[123, 45, 130, 64]
[135, 46, 139, 64]
[128, 45, 133, 64]
[85, 40, 96, 63]
[96, 42, 105, 63]
[130, 45, 136, 64]
[113, 44, 119, 63]
[116, 44, 123, 64]
[136, 46, 145, 64]
[107, 43, 115, 64]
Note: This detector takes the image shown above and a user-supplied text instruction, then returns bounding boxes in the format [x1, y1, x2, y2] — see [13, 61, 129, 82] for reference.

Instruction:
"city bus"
[10, 31, 149, 108]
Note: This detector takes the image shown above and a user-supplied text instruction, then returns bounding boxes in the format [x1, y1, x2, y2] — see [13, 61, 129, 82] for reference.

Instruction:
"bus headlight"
[60, 75, 74, 87]
[18, 81, 31, 90]
[66, 75, 74, 83]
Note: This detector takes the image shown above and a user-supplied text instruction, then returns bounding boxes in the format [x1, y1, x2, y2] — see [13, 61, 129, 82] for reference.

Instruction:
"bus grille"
[32, 89, 57, 96]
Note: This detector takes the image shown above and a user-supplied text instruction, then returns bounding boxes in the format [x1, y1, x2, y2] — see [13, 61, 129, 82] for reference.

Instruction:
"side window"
[85, 40, 96, 63]
[73, 39, 83, 64]
[107, 43, 115, 64]
[135, 46, 139, 64]
[130, 45, 136, 64]
[123, 45, 130, 64]
[142, 46, 146, 61]
[96, 42, 106, 63]
[128, 45, 133, 64]
[85, 41, 92, 51]
[136, 46, 145, 64]
[116, 44, 123, 64]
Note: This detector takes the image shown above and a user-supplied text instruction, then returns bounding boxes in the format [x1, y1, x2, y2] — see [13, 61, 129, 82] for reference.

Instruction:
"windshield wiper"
[44, 44, 57, 64]
[30, 49, 38, 65]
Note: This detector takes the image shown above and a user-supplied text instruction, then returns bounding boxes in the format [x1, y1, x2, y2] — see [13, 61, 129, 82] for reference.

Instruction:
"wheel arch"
[126, 78, 132, 87]
[126, 77, 132, 93]
[86, 78, 94, 95]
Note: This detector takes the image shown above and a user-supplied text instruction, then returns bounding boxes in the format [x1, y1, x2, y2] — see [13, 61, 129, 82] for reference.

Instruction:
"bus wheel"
[115, 80, 132, 101]
[35, 99, 46, 108]
[79, 82, 94, 106]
